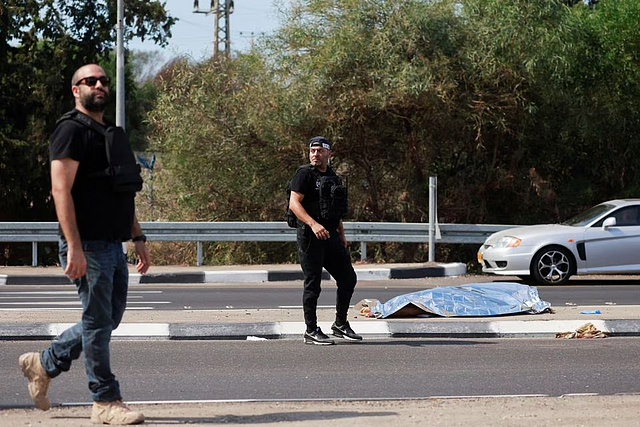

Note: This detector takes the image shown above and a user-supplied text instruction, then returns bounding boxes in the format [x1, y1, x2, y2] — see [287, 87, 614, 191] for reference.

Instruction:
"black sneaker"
[303, 327, 335, 345]
[331, 322, 363, 341]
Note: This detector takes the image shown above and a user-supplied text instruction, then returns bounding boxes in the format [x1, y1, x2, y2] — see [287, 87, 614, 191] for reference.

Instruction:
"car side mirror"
[602, 217, 616, 230]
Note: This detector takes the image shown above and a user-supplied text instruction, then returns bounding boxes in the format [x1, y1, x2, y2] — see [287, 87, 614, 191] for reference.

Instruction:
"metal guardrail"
[0, 222, 515, 266]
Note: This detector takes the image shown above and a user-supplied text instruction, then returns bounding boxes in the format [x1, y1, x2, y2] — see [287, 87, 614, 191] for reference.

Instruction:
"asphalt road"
[3, 337, 640, 408]
[2, 276, 640, 310]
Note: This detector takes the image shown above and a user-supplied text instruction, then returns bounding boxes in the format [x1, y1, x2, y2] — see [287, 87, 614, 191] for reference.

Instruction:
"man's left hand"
[134, 241, 151, 274]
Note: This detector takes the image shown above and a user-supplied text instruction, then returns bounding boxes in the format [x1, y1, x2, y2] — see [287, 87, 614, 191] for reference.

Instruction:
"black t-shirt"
[290, 165, 339, 230]
[49, 112, 135, 241]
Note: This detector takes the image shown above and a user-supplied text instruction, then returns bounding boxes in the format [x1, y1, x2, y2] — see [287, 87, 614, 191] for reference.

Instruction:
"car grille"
[484, 260, 507, 269]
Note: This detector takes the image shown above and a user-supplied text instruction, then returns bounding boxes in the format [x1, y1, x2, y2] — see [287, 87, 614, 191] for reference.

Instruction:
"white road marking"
[0, 307, 155, 311]
[0, 290, 162, 295]
[45, 322, 170, 336]
[0, 301, 170, 305]
[57, 393, 636, 407]
[279, 305, 334, 309]
[0, 295, 144, 299]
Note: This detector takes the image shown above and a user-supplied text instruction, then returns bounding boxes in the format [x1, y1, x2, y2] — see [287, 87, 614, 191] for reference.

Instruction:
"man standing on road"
[19, 64, 150, 425]
[288, 136, 361, 345]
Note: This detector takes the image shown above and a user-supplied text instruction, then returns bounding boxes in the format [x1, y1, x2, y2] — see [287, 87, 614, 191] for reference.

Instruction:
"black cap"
[309, 136, 331, 150]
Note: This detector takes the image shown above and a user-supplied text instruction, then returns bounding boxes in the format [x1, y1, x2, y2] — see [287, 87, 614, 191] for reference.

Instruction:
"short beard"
[81, 91, 110, 112]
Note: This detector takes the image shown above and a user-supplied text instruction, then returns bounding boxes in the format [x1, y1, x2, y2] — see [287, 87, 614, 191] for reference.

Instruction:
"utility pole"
[116, 0, 125, 128]
[193, 0, 234, 58]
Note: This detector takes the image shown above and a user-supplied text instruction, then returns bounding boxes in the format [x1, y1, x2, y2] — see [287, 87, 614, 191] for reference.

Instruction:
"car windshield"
[563, 203, 615, 227]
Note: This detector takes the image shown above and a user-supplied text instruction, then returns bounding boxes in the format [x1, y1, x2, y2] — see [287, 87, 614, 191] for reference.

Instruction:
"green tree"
[457, 0, 640, 222]
[146, 0, 640, 265]
[0, 0, 175, 264]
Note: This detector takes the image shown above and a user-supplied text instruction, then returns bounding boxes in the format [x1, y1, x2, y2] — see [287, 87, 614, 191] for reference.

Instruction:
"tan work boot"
[91, 400, 145, 425]
[18, 352, 51, 411]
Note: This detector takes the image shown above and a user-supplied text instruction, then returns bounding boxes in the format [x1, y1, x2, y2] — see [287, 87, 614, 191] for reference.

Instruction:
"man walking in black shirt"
[288, 136, 361, 345]
[19, 64, 149, 424]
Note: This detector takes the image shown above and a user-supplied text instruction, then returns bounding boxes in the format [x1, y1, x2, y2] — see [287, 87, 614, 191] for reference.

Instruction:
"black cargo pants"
[297, 224, 357, 331]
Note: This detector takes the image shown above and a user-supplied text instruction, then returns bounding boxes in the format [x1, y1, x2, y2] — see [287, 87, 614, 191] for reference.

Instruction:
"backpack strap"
[56, 110, 112, 165]
[56, 109, 108, 135]
[56, 110, 142, 192]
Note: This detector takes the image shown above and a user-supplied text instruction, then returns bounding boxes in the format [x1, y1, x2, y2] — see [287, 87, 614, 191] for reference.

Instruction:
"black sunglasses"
[75, 76, 111, 87]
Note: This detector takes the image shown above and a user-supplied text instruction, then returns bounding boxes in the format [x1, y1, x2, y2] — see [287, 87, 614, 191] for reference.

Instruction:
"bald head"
[71, 64, 106, 88]
[70, 64, 110, 117]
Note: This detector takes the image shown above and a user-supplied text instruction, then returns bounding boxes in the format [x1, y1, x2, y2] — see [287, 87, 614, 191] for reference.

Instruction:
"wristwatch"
[131, 234, 147, 243]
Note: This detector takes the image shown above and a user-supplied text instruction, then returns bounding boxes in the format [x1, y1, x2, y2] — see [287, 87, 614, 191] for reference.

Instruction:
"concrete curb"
[1, 262, 467, 285]
[0, 275, 72, 286]
[2, 319, 639, 341]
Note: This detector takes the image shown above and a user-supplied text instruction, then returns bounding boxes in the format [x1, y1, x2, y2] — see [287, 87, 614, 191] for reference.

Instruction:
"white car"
[477, 199, 640, 284]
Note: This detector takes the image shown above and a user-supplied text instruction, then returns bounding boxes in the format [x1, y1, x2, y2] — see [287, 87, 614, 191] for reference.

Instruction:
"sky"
[128, 0, 288, 61]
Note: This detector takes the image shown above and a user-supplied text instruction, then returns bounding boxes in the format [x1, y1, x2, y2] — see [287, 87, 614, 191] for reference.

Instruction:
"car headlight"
[492, 236, 522, 248]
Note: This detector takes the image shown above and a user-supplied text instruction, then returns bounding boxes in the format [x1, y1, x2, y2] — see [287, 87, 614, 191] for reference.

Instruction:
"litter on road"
[555, 322, 609, 339]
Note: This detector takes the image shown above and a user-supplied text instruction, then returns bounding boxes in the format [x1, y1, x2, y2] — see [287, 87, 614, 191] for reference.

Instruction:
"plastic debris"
[246, 336, 267, 341]
[579, 310, 601, 314]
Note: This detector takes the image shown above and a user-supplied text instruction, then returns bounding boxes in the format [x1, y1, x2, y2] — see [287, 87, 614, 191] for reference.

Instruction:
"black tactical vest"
[317, 171, 349, 221]
[55, 110, 143, 193]
[286, 164, 348, 228]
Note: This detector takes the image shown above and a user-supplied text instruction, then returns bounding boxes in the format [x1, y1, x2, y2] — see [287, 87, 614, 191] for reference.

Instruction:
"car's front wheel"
[531, 246, 574, 284]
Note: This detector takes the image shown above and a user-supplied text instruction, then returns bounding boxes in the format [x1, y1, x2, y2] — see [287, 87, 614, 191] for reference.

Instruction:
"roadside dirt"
[2, 395, 639, 426]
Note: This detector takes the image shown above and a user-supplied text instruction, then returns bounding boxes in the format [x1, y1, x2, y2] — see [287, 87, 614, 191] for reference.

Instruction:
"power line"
[193, 0, 234, 58]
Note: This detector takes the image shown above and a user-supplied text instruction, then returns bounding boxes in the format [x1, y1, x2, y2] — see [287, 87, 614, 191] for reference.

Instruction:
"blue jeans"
[41, 239, 129, 402]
